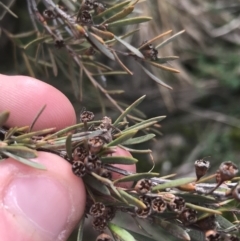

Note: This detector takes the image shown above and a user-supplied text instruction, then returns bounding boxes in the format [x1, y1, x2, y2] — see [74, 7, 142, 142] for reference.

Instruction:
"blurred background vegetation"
[1, 0, 240, 240]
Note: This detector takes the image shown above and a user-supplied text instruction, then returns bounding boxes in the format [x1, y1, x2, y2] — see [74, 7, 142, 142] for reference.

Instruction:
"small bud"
[84, 154, 101, 171]
[88, 136, 104, 154]
[179, 208, 197, 225]
[90, 202, 106, 217]
[168, 196, 186, 213]
[151, 197, 166, 213]
[72, 145, 88, 162]
[96, 233, 113, 241]
[231, 185, 240, 201]
[218, 161, 238, 182]
[135, 201, 152, 218]
[135, 179, 152, 194]
[195, 159, 210, 180]
[205, 230, 221, 241]
[72, 161, 86, 177]
[92, 216, 107, 231]
[194, 215, 216, 231]
[80, 110, 94, 122]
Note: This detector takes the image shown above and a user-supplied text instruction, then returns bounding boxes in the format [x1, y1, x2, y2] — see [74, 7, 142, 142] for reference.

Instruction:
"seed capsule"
[194, 215, 216, 231]
[43, 9, 56, 19]
[205, 230, 221, 241]
[218, 161, 238, 182]
[195, 159, 210, 180]
[88, 136, 104, 154]
[96, 233, 113, 241]
[92, 216, 107, 231]
[80, 110, 95, 122]
[98, 168, 112, 180]
[151, 197, 166, 213]
[84, 154, 101, 171]
[168, 196, 185, 213]
[90, 202, 105, 217]
[72, 161, 86, 177]
[179, 208, 197, 225]
[231, 184, 240, 202]
[72, 145, 88, 162]
[135, 179, 152, 194]
[104, 206, 116, 221]
[135, 201, 152, 218]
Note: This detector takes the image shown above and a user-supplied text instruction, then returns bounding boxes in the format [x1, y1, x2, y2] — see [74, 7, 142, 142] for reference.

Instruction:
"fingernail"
[3, 175, 72, 240]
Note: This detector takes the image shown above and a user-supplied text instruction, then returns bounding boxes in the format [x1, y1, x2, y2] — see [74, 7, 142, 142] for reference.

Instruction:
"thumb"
[0, 152, 86, 241]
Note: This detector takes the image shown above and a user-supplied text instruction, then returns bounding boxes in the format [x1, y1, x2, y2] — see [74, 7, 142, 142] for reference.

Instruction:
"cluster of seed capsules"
[71, 111, 240, 241]
[71, 110, 113, 179]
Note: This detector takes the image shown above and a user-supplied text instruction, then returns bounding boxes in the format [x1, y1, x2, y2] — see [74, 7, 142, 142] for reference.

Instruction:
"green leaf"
[114, 172, 160, 184]
[124, 116, 166, 132]
[0, 146, 37, 158]
[0, 111, 10, 127]
[151, 177, 196, 192]
[107, 130, 138, 147]
[2, 151, 46, 170]
[216, 215, 235, 229]
[87, 31, 115, 60]
[108, 17, 152, 27]
[137, 62, 173, 89]
[95, 0, 131, 18]
[101, 156, 138, 165]
[83, 174, 110, 196]
[108, 223, 136, 241]
[77, 216, 85, 241]
[177, 193, 217, 204]
[119, 146, 152, 154]
[156, 219, 190, 241]
[186, 203, 222, 215]
[188, 230, 205, 241]
[102, 6, 134, 24]
[156, 30, 185, 49]
[114, 35, 144, 59]
[23, 36, 49, 49]
[122, 134, 155, 145]
[113, 95, 146, 126]
[65, 134, 72, 160]
[124, 230, 156, 241]
[118, 189, 146, 209]
[156, 56, 179, 63]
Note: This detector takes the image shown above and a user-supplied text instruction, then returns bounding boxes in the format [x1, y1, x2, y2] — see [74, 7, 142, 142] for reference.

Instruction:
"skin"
[0, 74, 135, 241]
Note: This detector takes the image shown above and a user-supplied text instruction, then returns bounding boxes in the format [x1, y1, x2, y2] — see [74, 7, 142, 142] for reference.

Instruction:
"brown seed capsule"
[84, 47, 96, 56]
[90, 202, 106, 217]
[168, 196, 186, 213]
[105, 206, 116, 221]
[135, 201, 152, 218]
[231, 185, 240, 201]
[135, 179, 152, 194]
[43, 9, 56, 19]
[72, 161, 86, 177]
[80, 110, 95, 122]
[88, 136, 104, 154]
[205, 230, 221, 241]
[94, 1, 106, 14]
[151, 197, 166, 213]
[139, 195, 152, 204]
[218, 161, 238, 182]
[78, 10, 93, 24]
[98, 168, 112, 180]
[96, 233, 113, 241]
[92, 216, 107, 231]
[55, 39, 64, 49]
[83, 0, 95, 10]
[179, 208, 197, 225]
[194, 215, 216, 231]
[84, 154, 101, 171]
[72, 145, 88, 162]
[195, 159, 210, 180]
[140, 43, 158, 61]
[224, 234, 240, 241]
